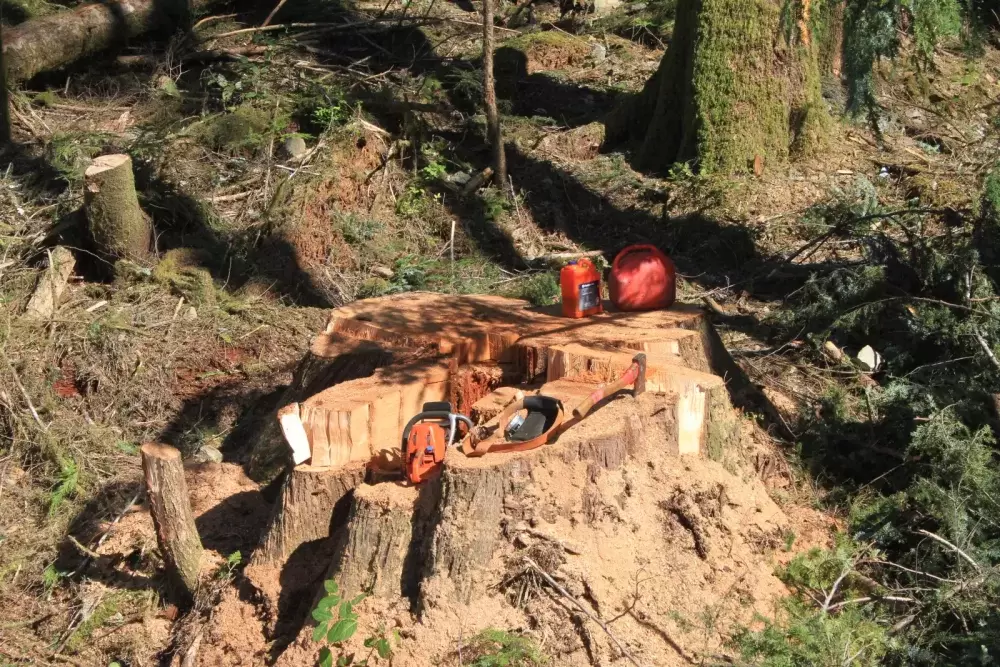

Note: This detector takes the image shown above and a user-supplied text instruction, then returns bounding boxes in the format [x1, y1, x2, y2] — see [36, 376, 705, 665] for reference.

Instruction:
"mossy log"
[2, 0, 216, 82]
[604, 0, 830, 173]
[140, 443, 204, 600]
[84, 154, 152, 262]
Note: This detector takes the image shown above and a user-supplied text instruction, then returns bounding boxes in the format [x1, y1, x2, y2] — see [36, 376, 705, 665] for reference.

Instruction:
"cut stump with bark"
[84, 154, 152, 262]
[140, 443, 203, 599]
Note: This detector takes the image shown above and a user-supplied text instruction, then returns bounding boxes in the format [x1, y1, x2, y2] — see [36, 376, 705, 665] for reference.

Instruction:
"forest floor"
[1, 0, 998, 664]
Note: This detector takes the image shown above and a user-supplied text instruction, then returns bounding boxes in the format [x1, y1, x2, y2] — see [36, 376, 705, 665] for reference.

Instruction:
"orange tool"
[401, 402, 473, 484]
[572, 352, 647, 419]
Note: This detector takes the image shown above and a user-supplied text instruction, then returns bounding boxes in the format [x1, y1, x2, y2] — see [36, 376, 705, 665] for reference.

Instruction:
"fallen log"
[2, 0, 216, 82]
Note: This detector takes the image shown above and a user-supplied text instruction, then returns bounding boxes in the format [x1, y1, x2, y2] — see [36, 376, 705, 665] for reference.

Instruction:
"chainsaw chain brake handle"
[401, 402, 474, 485]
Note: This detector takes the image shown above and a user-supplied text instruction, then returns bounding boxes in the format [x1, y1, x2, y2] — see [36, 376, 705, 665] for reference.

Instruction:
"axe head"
[632, 353, 647, 397]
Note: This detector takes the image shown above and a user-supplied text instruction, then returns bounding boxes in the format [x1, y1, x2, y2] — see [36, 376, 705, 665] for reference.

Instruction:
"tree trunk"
[84, 154, 152, 262]
[141, 443, 204, 600]
[330, 482, 439, 600]
[604, 0, 829, 174]
[482, 0, 507, 188]
[0, 29, 9, 145]
[2, 0, 209, 82]
[245, 462, 366, 628]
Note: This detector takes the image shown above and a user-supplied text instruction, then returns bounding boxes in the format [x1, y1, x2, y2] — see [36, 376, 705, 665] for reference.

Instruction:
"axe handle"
[572, 362, 640, 419]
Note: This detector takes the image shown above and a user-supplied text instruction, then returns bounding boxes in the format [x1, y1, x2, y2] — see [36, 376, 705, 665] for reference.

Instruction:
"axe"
[572, 353, 647, 420]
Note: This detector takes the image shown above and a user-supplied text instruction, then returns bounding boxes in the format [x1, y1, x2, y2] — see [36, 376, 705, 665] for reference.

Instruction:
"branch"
[523, 557, 644, 667]
[917, 529, 981, 571]
[972, 325, 1000, 371]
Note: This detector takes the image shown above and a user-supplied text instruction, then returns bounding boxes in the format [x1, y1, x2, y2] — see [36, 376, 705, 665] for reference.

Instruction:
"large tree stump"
[420, 382, 644, 608]
[84, 154, 152, 262]
[330, 482, 438, 600]
[141, 443, 204, 599]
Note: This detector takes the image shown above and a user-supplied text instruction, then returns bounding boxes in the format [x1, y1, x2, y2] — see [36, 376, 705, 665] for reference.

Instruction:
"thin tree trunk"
[84, 154, 152, 262]
[141, 443, 204, 600]
[0, 30, 9, 144]
[482, 0, 506, 188]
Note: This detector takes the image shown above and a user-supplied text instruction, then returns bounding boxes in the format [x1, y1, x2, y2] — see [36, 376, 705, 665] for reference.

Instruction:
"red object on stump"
[560, 258, 603, 318]
[609, 245, 676, 311]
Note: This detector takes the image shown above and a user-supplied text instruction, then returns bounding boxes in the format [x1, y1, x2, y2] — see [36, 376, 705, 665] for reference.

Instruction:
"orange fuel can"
[560, 258, 603, 318]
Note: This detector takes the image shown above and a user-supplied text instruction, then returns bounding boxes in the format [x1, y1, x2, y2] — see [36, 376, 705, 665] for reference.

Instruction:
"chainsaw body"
[401, 402, 473, 484]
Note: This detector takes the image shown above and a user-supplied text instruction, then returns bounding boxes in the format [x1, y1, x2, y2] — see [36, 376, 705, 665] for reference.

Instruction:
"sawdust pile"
[195, 415, 821, 667]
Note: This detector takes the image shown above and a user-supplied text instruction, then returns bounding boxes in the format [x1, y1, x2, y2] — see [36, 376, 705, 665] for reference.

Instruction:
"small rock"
[627, 1, 647, 11]
[372, 266, 394, 279]
[193, 445, 223, 464]
[589, 42, 607, 63]
[448, 171, 471, 186]
[283, 136, 308, 160]
[184, 306, 198, 320]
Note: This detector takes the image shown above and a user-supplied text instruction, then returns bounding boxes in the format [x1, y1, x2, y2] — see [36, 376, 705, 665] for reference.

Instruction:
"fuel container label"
[578, 280, 600, 311]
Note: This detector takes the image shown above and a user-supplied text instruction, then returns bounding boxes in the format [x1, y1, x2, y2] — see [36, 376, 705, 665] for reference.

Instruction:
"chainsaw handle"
[401, 411, 454, 446]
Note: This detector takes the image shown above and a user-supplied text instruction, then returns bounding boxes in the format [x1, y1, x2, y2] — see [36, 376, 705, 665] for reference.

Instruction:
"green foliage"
[48, 458, 78, 516]
[465, 629, 547, 667]
[509, 272, 560, 306]
[45, 132, 107, 184]
[758, 174, 1000, 664]
[196, 106, 273, 155]
[311, 581, 396, 667]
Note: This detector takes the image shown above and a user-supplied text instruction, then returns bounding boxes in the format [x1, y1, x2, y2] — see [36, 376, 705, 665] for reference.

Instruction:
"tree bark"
[0, 29, 9, 144]
[482, 0, 507, 188]
[141, 443, 204, 600]
[2, 0, 209, 82]
[604, 0, 829, 174]
[84, 154, 152, 262]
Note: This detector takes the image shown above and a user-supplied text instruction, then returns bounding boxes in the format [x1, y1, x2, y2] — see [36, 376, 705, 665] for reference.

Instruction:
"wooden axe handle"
[572, 361, 641, 419]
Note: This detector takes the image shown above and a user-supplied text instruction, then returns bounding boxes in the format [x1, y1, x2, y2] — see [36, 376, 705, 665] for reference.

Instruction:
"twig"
[827, 595, 914, 612]
[972, 325, 1000, 371]
[822, 567, 852, 612]
[261, 0, 291, 28]
[208, 191, 252, 203]
[917, 529, 981, 571]
[193, 13, 236, 30]
[523, 557, 644, 667]
[866, 559, 957, 584]
[67, 535, 101, 560]
[1, 351, 46, 430]
[69, 489, 143, 578]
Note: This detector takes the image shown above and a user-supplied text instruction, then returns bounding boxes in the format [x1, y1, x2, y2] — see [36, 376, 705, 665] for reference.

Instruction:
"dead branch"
[523, 557, 644, 667]
[917, 529, 981, 571]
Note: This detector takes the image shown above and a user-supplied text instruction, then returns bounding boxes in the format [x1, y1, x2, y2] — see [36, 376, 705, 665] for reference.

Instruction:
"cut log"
[247, 334, 428, 480]
[140, 443, 203, 599]
[330, 482, 438, 599]
[23, 246, 75, 320]
[84, 154, 152, 262]
[2, 0, 216, 82]
[277, 359, 450, 470]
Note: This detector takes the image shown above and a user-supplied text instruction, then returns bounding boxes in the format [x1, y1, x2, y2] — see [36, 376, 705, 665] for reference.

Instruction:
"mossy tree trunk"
[605, 0, 831, 174]
[0, 30, 9, 145]
[85, 154, 153, 262]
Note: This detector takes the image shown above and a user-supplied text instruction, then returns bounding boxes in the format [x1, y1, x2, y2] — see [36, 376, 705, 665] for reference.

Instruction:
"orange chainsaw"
[401, 402, 474, 484]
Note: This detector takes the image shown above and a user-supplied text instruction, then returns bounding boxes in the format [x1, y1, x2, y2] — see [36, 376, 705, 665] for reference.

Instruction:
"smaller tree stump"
[141, 443, 203, 599]
[85, 154, 152, 262]
[331, 482, 437, 600]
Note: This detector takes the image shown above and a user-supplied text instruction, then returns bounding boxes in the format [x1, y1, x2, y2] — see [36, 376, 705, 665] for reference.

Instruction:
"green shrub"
[465, 629, 547, 667]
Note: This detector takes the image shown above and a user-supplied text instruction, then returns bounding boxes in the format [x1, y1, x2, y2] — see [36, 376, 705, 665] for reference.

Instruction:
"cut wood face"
[278, 294, 731, 468]
[85, 153, 131, 176]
